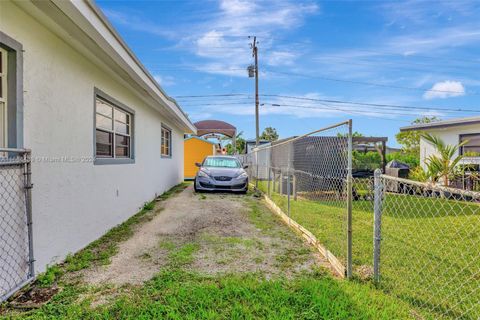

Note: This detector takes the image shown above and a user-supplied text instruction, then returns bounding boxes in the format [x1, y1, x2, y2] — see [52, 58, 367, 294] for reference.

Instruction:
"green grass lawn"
[2, 268, 416, 320]
[256, 179, 480, 319]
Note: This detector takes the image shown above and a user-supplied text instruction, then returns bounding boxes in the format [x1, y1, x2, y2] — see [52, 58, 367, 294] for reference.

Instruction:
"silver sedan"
[194, 156, 249, 193]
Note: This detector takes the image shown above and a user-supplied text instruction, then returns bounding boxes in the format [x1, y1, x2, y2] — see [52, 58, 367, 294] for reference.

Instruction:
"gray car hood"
[201, 167, 245, 177]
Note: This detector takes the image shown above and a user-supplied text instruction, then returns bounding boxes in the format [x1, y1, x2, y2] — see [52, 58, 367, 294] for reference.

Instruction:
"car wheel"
[194, 179, 199, 192]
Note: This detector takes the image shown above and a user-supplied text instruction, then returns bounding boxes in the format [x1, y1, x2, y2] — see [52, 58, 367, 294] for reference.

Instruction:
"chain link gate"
[239, 121, 353, 277]
[0, 148, 34, 302]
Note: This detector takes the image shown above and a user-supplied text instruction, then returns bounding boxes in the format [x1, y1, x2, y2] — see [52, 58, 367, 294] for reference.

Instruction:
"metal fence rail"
[241, 120, 353, 277]
[374, 170, 480, 319]
[0, 148, 34, 302]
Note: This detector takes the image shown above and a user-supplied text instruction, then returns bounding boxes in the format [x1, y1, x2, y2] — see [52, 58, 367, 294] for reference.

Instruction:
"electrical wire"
[264, 69, 476, 95]
[173, 93, 480, 114]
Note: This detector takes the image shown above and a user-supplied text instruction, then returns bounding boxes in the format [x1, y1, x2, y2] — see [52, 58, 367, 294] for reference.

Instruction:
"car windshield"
[203, 157, 241, 168]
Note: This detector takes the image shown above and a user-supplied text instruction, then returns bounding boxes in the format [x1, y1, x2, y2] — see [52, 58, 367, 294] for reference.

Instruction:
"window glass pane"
[96, 130, 113, 157]
[96, 99, 113, 117]
[464, 146, 480, 155]
[0, 51, 2, 74]
[115, 134, 130, 157]
[96, 114, 113, 130]
[461, 134, 480, 146]
[115, 109, 128, 123]
[115, 121, 129, 134]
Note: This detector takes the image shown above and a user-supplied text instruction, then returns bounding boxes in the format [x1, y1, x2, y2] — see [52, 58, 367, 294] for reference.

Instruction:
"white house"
[0, 0, 196, 289]
[400, 116, 480, 170]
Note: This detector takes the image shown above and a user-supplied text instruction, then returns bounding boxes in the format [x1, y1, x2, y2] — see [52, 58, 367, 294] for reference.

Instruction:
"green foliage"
[352, 151, 382, 171]
[464, 151, 480, 157]
[395, 116, 440, 156]
[225, 131, 246, 154]
[142, 201, 155, 211]
[35, 265, 63, 287]
[386, 152, 420, 168]
[260, 127, 279, 142]
[408, 166, 429, 182]
[422, 133, 468, 185]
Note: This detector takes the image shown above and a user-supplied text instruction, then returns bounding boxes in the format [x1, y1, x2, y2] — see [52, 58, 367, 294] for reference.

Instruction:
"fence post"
[373, 168, 383, 284]
[267, 166, 271, 196]
[255, 150, 259, 189]
[346, 120, 353, 279]
[23, 150, 34, 278]
[293, 174, 297, 201]
[287, 173, 291, 220]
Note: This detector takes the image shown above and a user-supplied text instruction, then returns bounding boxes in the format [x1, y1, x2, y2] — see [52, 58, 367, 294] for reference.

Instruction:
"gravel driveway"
[83, 185, 328, 285]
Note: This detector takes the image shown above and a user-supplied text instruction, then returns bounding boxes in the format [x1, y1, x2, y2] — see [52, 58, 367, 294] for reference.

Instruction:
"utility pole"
[250, 36, 260, 147]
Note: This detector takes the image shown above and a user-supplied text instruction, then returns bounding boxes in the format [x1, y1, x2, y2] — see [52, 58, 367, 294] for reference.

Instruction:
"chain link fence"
[374, 171, 480, 319]
[240, 121, 353, 277]
[0, 148, 34, 302]
[240, 123, 479, 318]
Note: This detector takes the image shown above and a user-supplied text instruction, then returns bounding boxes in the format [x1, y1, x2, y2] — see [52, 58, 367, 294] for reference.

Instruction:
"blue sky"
[97, 0, 480, 146]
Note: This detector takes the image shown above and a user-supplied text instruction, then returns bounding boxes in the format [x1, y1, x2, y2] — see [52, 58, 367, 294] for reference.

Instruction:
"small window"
[460, 134, 480, 156]
[161, 126, 171, 157]
[95, 94, 133, 163]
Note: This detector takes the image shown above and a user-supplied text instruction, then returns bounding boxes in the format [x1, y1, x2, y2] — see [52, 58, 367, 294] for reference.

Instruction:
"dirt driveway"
[83, 185, 328, 285]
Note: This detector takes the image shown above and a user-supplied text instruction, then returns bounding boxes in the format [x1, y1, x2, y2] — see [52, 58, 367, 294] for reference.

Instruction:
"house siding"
[0, 2, 184, 272]
[419, 124, 480, 170]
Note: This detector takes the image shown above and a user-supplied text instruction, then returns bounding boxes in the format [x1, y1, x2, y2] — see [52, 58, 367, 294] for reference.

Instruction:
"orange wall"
[184, 139, 215, 179]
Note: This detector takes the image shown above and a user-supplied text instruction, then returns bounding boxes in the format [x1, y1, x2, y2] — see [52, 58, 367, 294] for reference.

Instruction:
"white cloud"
[154, 75, 176, 86]
[103, 9, 175, 38]
[188, 0, 318, 76]
[266, 51, 298, 66]
[423, 80, 465, 100]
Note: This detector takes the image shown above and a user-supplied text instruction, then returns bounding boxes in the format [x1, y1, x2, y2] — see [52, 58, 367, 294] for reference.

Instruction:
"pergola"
[194, 120, 237, 152]
[353, 136, 388, 173]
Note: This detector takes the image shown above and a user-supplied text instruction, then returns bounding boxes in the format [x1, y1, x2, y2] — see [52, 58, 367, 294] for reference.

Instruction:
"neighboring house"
[244, 139, 270, 154]
[0, 0, 196, 281]
[184, 137, 218, 180]
[400, 116, 480, 170]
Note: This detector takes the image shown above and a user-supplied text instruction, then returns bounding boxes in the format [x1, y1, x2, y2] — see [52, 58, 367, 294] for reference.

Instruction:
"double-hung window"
[161, 125, 171, 157]
[95, 91, 134, 164]
[460, 133, 480, 156]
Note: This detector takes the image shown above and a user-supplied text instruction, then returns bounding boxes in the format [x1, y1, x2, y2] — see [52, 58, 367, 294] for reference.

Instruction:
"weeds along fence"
[238, 120, 354, 277]
[374, 171, 480, 319]
[239, 121, 480, 319]
[0, 148, 34, 302]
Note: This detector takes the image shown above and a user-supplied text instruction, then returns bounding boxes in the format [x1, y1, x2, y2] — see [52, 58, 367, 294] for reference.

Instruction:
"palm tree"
[422, 133, 468, 186]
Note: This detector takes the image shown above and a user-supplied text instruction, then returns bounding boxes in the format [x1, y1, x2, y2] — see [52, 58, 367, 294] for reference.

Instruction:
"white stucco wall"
[1, 2, 185, 272]
[419, 124, 480, 170]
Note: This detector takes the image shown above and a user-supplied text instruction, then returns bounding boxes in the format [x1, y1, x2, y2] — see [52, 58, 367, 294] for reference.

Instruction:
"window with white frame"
[161, 125, 171, 157]
[95, 96, 133, 160]
[460, 133, 480, 156]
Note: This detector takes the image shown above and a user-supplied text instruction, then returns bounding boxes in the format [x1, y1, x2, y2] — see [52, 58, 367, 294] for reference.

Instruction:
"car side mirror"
[243, 165, 249, 169]
[195, 162, 202, 167]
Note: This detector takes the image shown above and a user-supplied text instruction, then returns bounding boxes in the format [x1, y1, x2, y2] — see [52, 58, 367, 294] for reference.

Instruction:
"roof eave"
[38, 0, 196, 133]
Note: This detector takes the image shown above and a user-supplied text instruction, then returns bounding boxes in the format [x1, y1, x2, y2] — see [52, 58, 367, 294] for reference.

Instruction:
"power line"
[261, 94, 480, 114]
[173, 93, 480, 114]
[264, 69, 477, 95]
[260, 103, 416, 123]
[174, 93, 249, 98]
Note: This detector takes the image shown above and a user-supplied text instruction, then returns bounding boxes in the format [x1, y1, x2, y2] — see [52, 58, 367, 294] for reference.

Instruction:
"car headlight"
[236, 172, 248, 179]
[198, 170, 210, 178]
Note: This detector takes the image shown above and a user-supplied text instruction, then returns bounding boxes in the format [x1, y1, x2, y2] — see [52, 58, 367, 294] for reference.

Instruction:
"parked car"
[194, 156, 249, 193]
